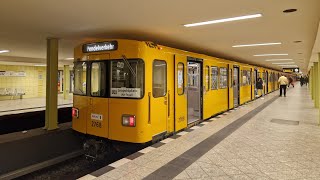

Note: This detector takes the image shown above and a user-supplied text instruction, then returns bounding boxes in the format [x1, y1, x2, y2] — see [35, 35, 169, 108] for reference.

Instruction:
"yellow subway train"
[71, 39, 284, 158]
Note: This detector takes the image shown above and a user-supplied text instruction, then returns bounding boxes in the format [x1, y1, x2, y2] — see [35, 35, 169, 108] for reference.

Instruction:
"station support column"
[310, 66, 313, 99]
[314, 62, 319, 108]
[44, 38, 59, 130]
[312, 66, 315, 100]
[63, 65, 70, 100]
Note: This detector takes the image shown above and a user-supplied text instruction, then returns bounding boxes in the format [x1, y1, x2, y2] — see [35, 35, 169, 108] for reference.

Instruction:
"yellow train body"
[72, 39, 282, 144]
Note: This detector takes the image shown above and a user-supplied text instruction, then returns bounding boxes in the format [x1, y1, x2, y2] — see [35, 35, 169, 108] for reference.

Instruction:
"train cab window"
[211, 66, 218, 90]
[153, 60, 167, 98]
[205, 66, 210, 91]
[110, 59, 144, 98]
[91, 62, 106, 97]
[74, 62, 87, 95]
[177, 63, 184, 95]
[219, 67, 228, 89]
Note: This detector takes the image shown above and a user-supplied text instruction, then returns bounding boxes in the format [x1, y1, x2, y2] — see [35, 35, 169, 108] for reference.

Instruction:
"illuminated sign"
[283, 68, 299, 73]
[83, 41, 118, 53]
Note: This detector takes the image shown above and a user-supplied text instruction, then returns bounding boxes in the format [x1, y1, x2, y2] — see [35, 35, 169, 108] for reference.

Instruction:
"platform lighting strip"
[254, 54, 288, 56]
[272, 62, 295, 64]
[184, 14, 262, 27]
[0, 50, 9, 53]
[265, 59, 293, 61]
[278, 65, 298, 67]
[232, 42, 281, 47]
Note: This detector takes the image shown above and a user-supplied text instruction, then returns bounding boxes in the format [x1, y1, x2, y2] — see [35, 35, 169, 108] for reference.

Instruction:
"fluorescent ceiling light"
[65, 58, 74, 60]
[278, 65, 298, 67]
[272, 62, 295, 64]
[265, 59, 293, 61]
[34, 64, 46, 67]
[254, 54, 288, 56]
[0, 50, 9, 53]
[232, 42, 281, 47]
[184, 14, 262, 27]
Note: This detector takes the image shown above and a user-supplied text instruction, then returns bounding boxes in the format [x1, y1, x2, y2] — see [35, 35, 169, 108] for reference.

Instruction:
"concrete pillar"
[44, 38, 59, 130]
[314, 62, 319, 108]
[63, 65, 70, 100]
[311, 66, 314, 99]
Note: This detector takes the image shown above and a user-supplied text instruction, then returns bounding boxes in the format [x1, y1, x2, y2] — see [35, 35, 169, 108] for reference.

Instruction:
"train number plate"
[91, 121, 102, 128]
[91, 113, 103, 121]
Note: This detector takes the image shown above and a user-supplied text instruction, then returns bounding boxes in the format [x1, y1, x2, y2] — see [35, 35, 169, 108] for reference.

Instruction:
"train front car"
[72, 39, 150, 158]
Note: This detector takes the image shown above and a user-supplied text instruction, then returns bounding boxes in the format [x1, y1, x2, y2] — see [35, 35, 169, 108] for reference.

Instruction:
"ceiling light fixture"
[254, 54, 288, 56]
[283, 9, 297, 13]
[184, 14, 262, 27]
[65, 58, 74, 60]
[34, 64, 46, 67]
[0, 50, 9, 53]
[265, 59, 293, 61]
[272, 62, 295, 64]
[278, 65, 298, 67]
[232, 42, 281, 47]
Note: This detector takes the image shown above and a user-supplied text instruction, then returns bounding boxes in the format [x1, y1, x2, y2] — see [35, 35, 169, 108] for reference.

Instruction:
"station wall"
[0, 65, 46, 100]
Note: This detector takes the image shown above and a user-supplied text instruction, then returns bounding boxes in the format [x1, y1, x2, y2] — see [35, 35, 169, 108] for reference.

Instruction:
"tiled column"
[310, 67, 313, 98]
[63, 65, 70, 100]
[314, 62, 319, 108]
[311, 66, 314, 99]
[44, 38, 59, 130]
[312, 65, 316, 101]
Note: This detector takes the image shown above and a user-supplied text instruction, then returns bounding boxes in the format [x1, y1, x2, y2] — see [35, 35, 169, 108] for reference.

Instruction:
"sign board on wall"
[282, 68, 299, 73]
[0, 71, 26, 77]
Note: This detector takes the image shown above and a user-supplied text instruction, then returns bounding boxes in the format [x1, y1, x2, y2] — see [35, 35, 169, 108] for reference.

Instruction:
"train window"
[211, 66, 218, 90]
[242, 70, 251, 86]
[219, 67, 228, 89]
[205, 66, 210, 91]
[91, 62, 106, 97]
[74, 62, 87, 95]
[110, 59, 144, 98]
[153, 60, 167, 98]
[242, 70, 247, 86]
[177, 63, 184, 95]
[247, 71, 250, 85]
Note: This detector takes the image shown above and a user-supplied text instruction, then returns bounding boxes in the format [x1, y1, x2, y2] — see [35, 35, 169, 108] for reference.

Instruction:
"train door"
[233, 66, 240, 107]
[187, 58, 203, 124]
[265, 71, 269, 93]
[229, 67, 233, 109]
[174, 55, 187, 131]
[151, 60, 168, 136]
[86, 61, 109, 138]
[253, 69, 257, 98]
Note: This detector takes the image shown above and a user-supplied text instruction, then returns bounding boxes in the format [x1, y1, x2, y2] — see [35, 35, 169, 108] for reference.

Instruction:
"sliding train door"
[233, 66, 240, 107]
[187, 57, 203, 124]
[174, 55, 187, 131]
[253, 69, 257, 98]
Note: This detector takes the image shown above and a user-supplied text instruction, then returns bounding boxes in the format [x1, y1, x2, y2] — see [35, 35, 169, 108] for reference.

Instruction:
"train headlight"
[72, 108, 79, 118]
[122, 115, 136, 127]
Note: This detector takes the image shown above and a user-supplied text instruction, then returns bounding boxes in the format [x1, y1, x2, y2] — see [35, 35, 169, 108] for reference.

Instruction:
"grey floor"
[0, 94, 73, 116]
[80, 85, 320, 180]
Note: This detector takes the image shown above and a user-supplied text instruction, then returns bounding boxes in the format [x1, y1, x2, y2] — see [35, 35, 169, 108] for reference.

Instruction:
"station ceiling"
[0, 0, 319, 73]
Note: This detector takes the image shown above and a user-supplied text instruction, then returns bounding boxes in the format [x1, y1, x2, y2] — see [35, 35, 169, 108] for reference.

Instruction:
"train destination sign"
[111, 88, 141, 98]
[83, 41, 118, 53]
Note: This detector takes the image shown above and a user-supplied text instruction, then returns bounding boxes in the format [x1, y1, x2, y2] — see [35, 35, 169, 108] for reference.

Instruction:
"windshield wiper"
[121, 55, 136, 78]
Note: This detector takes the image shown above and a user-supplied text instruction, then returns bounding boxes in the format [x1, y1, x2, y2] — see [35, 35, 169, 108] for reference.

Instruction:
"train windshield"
[110, 59, 144, 98]
[74, 62, 87, 95]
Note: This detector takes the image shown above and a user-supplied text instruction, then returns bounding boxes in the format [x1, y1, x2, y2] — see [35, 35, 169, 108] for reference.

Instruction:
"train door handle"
[164, 97, 167, 105]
